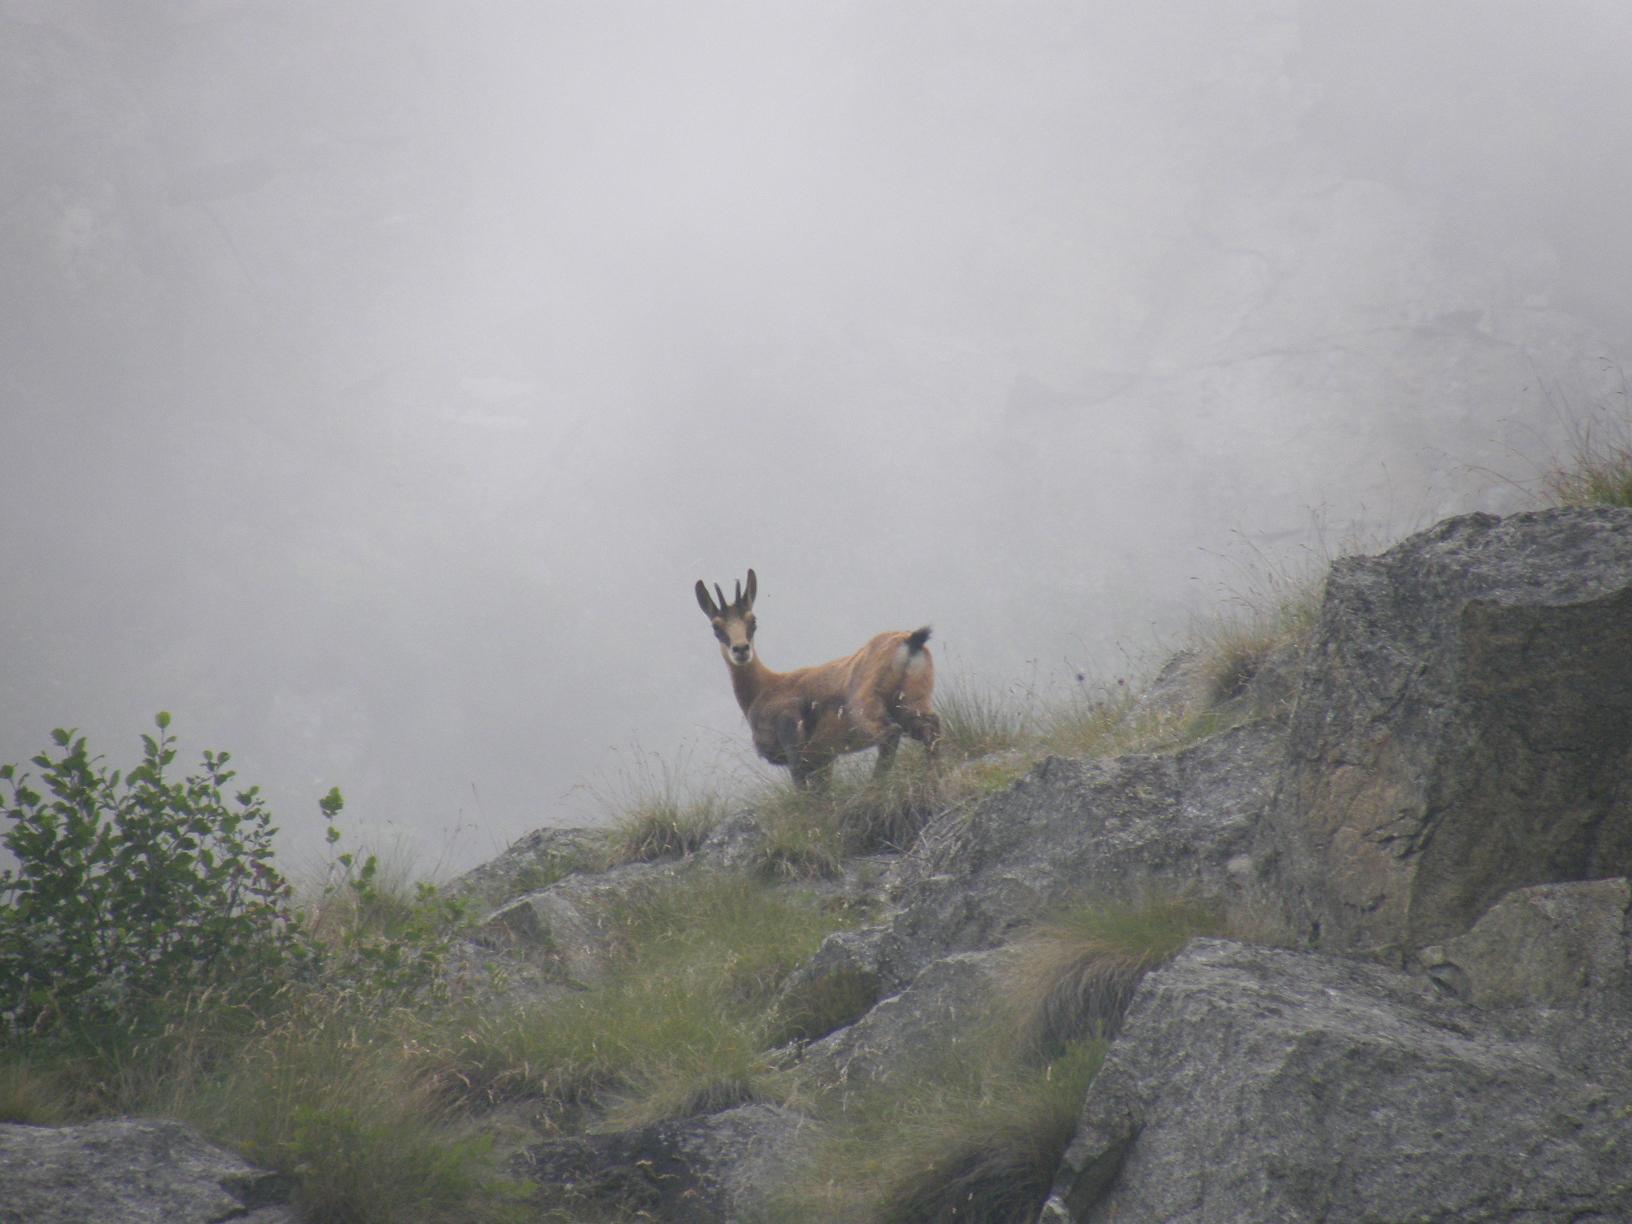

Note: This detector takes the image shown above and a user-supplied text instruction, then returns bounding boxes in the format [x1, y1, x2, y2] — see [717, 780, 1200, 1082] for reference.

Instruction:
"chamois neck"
[727, 656, 775, 715]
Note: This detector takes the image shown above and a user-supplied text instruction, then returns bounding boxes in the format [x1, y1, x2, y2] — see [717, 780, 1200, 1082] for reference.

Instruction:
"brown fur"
[695, 569, 941, 787]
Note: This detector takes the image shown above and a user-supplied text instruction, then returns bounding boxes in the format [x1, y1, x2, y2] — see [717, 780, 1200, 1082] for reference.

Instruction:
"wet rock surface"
[0, 1117, 297, 1224]
[1262, 508, 1632, 957]
[1046, 939, 1632, 1224]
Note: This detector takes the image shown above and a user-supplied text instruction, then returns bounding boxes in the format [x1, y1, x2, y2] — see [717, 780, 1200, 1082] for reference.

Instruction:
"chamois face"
[695, 570, 758, 667]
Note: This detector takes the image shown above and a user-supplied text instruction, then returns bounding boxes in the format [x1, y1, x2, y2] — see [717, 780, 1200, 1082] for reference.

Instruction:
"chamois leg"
[792, 759, 833, 791]
[874, 729, 902, 776]
[903, 709, 942, 763]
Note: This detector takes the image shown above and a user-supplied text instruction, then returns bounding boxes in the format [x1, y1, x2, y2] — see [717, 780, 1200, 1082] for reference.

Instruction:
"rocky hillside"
[4, 505, 1630, 1222]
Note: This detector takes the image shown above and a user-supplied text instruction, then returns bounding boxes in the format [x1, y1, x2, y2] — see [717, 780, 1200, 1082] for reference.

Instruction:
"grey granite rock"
[0, 1118, 295, 1224]
[1046, 939, 1632, 1223]
[1419, 876, 1632, 1010]
[515, 1103, 809, 1223]
[873, 718, 1285, 991]
[1262, 507, 1632, 957]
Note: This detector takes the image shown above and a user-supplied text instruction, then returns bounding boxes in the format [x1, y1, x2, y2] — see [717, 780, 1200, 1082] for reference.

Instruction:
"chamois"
[694, 569, 941, 788]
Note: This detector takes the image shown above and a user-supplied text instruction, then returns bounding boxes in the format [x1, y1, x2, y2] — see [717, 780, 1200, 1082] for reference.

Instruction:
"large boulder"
[1261, 508, 1632, 958]
[1045, 939, 1632, 1223]
[870, 719, 1283, 991]
[0, 1118, 295, 1224]
[1418, 876, 1632, 1011]
[514, 1103, 805, 1223]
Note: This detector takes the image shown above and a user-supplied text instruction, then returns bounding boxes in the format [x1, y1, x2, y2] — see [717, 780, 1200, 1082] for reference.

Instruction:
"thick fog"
[4, 0, 1630, 874]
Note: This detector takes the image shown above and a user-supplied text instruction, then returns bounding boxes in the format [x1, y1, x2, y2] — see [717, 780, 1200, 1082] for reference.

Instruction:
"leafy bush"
[306, 823, 469, 1006]
[0, 714, 306, 1044]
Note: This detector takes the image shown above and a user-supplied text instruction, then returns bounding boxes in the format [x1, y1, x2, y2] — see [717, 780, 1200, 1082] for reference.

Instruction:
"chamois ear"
[695, 580, 719, 618]
[744, 568, 757, 609]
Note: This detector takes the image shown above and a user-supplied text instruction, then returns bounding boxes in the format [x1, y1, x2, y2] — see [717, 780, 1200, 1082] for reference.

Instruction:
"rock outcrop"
[515, 1103, 808, 1223]
[1045, 939, 1632, 1223]
[1261, 507, 1632, 958]
[871, 718, 1284, 992]
[0, 1118, 296, 1224]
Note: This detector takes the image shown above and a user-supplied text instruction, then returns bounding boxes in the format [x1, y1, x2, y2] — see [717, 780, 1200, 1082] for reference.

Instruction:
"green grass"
[764, 896, 1222, 1222]
[770, 1024, 1105, 1223]
[746, 749, 1021, 878]
[1190, 567, 1323, 712]
[436, 874, 851, 1127]
[1542, 411, 1632, 507]
[589, 747, 728, 866]
[148, 992, 529, 1224]
[936, 677, 1035, 758]
[0, 850, 528, 1224]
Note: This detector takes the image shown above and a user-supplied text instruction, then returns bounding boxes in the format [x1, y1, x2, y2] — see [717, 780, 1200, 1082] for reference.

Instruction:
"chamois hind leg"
[873, 729, 902, 776]
[902, 709, 943, 762]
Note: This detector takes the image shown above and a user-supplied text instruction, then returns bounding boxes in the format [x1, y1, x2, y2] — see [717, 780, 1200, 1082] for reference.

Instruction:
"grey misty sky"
[2, 0, 1630, 873]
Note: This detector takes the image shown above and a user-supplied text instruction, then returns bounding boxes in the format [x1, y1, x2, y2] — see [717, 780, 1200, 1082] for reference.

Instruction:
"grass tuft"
[0, 1059, 79, 1126]
[606, 795, 725, 864]
[1541, 410, 1632, 508]
[876, 1041, 1103, 1224]
[589, 747, 728, 866]
[1009, 898, 1223, 1056]
[935, 678, 1034, 759]
[1191, 572, 1323, 714]
[772, 1027, 1104, 1224]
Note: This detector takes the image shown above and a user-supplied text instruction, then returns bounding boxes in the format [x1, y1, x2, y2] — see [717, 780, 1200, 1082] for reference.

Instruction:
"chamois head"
[695, 568, 758, 667]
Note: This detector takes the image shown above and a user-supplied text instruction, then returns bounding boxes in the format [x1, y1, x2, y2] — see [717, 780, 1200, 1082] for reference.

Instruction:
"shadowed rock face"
[513, 1104, 806, 1223]
[1262, 507, 1632, 957]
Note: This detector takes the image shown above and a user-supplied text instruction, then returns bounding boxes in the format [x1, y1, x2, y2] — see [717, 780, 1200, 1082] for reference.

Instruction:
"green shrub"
[306, 830, 470, 1006]
[0, 715, 306, 1045]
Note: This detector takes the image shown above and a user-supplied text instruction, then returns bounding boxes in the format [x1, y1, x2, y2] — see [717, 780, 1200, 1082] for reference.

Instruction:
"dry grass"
[590, 748, 728, 865]
[935, 677, 1035, 759]
[1541, 409, 1632, 508]
[1009, 897, 1223, 1055]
